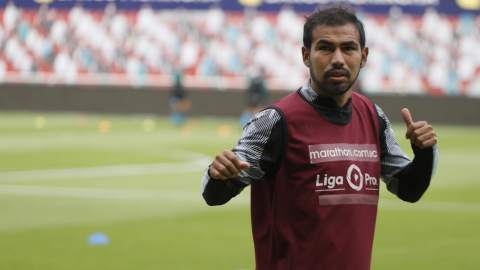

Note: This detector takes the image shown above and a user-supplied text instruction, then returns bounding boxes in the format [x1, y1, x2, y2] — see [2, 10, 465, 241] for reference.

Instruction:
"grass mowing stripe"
[378, 199, 480, 214]
[0, 184, 479, 214]
[0, 185, 205, 202]
[0, 160, 210, 182]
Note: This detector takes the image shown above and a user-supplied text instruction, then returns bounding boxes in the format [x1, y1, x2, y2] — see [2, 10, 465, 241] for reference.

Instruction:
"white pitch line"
[0, 185, 478, 214]
[0, 159, 211, 182]
[0, 185, 249, 205]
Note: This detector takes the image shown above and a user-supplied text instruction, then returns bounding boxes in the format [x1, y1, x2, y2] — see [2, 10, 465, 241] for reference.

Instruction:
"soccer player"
[169, 64, 191, 127]
[240, 67, 268, 128]
[201, 5, 439, 270]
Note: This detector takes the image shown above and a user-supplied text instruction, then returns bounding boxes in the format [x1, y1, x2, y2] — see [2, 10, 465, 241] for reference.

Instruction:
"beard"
[309, 59, 361, 96]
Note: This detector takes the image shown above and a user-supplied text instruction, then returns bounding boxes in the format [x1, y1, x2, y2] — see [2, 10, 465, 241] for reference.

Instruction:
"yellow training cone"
[98, 120, 111, 133]
[218, 124, 232, 138]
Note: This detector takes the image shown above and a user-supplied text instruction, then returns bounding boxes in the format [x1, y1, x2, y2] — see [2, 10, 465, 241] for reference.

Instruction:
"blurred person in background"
[169, 62, 191, 127]
[240, 66, 268, 128]
[201, 4, 439, 270]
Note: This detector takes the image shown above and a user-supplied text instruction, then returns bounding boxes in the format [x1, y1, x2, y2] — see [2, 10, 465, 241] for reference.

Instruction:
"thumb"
[240, 162, 250, 170]
[402, 108, 413, 127]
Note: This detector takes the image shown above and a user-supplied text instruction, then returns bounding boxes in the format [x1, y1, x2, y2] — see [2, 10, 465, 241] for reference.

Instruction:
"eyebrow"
[316, 39, 359, 47]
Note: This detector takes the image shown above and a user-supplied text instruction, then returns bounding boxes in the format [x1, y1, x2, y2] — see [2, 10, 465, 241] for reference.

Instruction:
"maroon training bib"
[251, 91, 381, 270]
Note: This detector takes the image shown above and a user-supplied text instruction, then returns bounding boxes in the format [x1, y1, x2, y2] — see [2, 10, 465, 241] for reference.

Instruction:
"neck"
[310, 78, 351, 108]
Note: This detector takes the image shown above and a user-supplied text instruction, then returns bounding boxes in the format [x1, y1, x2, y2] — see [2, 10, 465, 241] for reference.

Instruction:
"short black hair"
[303, 4, 366, 51]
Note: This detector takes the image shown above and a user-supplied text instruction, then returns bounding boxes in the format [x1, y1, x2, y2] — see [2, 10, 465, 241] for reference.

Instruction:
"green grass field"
[0, 111, 479, 270]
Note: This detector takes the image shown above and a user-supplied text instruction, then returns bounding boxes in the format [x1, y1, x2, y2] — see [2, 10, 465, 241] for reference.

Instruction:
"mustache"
[323, 67, 351, 78]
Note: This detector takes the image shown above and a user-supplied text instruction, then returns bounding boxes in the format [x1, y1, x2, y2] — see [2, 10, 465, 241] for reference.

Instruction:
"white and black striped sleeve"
[376, 104, 439, 202]
[202, 108, 283, 206]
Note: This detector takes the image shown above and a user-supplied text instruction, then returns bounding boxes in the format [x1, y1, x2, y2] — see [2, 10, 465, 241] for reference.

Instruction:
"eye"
[344, 46, 356, 51]
[319, 46, 330, 50]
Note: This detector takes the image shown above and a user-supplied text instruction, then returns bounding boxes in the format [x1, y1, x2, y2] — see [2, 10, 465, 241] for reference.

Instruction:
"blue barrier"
[3, 0, 480, 14]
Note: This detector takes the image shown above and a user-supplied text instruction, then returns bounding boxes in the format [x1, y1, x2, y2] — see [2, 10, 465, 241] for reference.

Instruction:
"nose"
[331, 48, 345, 67]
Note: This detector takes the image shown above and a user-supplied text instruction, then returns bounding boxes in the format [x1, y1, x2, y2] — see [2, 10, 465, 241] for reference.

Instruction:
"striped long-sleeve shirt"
[202, 79, 439, 205]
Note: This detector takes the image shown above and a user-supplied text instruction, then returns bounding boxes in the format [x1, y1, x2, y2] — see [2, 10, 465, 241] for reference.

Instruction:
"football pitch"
[0, 111, 479, 270]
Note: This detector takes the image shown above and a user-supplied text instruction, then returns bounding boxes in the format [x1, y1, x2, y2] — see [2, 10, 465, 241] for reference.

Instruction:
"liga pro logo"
[316, 164, 379, 191]
[309, 143, 379, 164]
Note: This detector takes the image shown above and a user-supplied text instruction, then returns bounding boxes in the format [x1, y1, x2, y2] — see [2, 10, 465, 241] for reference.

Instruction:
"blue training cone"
[88, 232, 110, 246]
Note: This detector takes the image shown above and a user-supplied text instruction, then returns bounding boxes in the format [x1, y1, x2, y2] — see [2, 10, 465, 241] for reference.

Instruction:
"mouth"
[329, 75, 346, 82]
[326, 70, 348, 82]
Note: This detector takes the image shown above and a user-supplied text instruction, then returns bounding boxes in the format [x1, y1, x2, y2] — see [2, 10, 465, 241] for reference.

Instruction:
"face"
[302, 23, 368, 96]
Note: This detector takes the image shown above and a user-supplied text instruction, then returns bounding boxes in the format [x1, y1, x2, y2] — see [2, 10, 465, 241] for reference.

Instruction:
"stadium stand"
[0, 2, 479, 96]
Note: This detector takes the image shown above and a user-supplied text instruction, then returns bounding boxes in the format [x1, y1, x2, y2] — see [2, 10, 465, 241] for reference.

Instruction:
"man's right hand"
[209, 150, 250, 180]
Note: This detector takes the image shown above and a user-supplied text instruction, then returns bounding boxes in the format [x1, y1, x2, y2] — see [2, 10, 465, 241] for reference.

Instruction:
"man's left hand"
[402, 108, 437, 149]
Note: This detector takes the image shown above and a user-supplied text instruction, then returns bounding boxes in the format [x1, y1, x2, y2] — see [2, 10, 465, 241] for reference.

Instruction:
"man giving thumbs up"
[201, 5, 439, 270]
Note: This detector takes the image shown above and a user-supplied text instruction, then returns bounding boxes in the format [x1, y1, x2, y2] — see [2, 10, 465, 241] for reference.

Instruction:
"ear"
[360, 47, 369, 68]
[302, 46, 310, 68]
